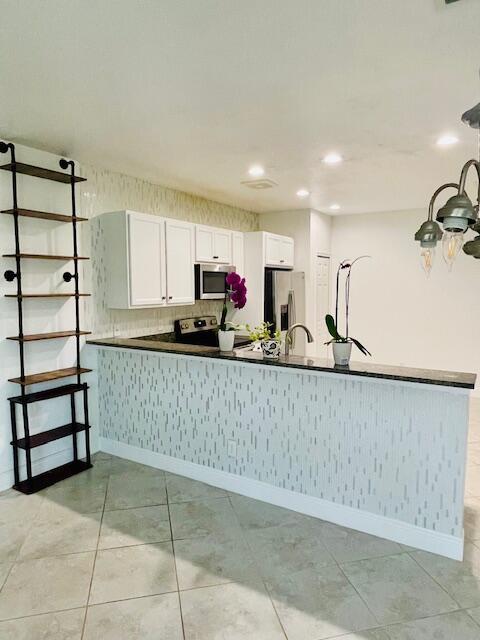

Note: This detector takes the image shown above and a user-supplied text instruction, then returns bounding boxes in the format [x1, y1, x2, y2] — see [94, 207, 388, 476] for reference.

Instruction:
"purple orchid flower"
[220, 271, 247, 330]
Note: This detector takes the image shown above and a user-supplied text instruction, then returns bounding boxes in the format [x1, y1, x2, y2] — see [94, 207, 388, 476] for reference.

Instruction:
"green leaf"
[350, 337, 371, 356]
[325, 314, 342, 340]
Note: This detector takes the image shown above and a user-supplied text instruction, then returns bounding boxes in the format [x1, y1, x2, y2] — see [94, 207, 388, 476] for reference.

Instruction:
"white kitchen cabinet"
[102, 210, 194, 309]
[165, 219, 195, 305]
[195, 225, 232, 263]
[265, 232, 294, 268]
[128, 213, 166, 306]
[234, 231, 295, 331]
[232, 231, 244, 275]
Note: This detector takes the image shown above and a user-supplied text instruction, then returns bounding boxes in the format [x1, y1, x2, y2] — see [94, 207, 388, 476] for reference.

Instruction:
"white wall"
[0, 143, 258, 490]
[330, 209, 480, 395]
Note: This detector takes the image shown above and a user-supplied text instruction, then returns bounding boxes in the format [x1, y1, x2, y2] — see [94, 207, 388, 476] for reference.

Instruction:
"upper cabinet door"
[213, 229, 232, 263]
[265, 233, 294, 268]
[165, 219, 195, 305]
[128, 213, 166, 307]
[232, 232, 244, 275]
[265, 234, 281, 267]
[195, 225, 232, 263]
[280, 237, 294, 267]
[195, 225, 215, 262]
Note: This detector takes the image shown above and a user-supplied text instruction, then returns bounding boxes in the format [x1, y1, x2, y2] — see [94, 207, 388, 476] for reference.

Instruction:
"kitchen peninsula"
[87, 336, 475, 561]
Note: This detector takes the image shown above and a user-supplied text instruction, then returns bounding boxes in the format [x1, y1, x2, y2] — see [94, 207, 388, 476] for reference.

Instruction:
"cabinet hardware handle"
[168, 296, 173, 300]
[213, 255, 219, 259]
[280, 260, 284, 263]
[161, 296, 166, 300]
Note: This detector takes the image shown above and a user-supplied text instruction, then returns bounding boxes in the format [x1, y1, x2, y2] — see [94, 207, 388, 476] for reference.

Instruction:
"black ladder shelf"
[1, 141, 93, 494]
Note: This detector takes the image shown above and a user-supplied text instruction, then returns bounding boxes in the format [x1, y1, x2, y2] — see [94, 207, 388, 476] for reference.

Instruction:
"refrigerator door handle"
[288, 289, 295, 349]
[272, 272, 278, 332]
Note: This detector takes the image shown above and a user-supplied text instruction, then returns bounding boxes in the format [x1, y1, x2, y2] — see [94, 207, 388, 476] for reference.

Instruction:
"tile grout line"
[226, 493, 289, 639]
[381, 609, 480, 637]
[7, 494, 45, 568]
[80, 466, 109, 639]
[335, 559, 384, 628]
[0, 563, 15, 597]
[227, 493, 391, 635]
[0, 605, 87, 625]
[100, 493, 227, 513]
[165, 477, 187, 640]
[465, 608, 480, 632]
[406, 549, 465, 611]
[226, 494, 423, 637]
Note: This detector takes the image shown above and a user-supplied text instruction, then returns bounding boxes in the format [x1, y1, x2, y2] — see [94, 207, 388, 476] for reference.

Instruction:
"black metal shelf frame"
[1, 141, 92, 493]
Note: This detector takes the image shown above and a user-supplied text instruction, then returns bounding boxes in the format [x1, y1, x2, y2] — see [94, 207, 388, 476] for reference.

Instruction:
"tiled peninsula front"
[87, 340, 476, 560]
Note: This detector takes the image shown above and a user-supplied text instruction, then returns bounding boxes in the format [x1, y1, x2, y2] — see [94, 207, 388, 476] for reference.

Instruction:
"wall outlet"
[227, 439, 237, 458]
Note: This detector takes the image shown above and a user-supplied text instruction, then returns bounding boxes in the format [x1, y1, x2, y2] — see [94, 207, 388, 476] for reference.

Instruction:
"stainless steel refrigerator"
[264, 268, 306, 356]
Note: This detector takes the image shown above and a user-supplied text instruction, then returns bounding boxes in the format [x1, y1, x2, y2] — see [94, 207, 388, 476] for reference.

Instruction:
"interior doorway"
[315, 255, 330, 358]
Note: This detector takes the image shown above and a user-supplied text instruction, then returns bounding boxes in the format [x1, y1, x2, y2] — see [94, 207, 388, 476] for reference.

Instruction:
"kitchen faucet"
[285, 323, 314, 356]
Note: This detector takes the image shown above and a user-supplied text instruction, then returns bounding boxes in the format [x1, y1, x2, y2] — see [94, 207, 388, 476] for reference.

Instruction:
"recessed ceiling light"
[296, 189, 310, 197]
[329, 204, 341, 211]
[248, 165, 265, 177]
[323, 152, 342, 165]
[436, 134, 459, 147]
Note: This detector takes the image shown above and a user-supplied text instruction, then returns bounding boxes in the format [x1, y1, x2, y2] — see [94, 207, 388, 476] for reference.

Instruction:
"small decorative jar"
[261, 339, 281, 359]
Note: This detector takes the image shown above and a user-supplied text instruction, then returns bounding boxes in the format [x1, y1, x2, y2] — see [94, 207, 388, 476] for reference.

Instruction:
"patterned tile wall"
[76, 163, 259, 338]
[98, 348, 469, 537]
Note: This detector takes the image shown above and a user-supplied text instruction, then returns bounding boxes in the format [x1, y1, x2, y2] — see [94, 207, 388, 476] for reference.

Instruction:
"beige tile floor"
[1, 400, 480, 639]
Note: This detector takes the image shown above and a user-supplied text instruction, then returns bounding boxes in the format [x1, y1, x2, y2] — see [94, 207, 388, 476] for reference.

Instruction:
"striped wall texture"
[97, 348, 469, 537]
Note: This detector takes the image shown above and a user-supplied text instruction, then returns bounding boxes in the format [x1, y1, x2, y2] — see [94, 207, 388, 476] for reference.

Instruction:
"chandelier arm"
[427, 182, 459, 221]
[458, 159, 480, 205]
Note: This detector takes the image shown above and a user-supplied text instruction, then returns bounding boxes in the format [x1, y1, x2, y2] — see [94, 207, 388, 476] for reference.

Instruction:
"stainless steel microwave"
[194, 264, 235, 300]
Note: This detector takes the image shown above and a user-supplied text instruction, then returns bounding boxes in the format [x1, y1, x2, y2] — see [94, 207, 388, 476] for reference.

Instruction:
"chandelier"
[415, 98, 480, 274]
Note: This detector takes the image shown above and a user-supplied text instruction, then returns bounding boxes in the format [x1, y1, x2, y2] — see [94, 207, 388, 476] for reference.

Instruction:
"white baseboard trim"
[99, 437, 464, 561]
[0, 441, 100, 493]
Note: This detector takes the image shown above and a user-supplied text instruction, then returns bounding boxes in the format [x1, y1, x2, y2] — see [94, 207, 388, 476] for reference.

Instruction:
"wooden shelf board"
[12, 422, 89, 450]
[1, 208, 87, 223]
[0, 162, 86, 184]
[9, 383, 88, 405]
[3, 253, 89, 261]
[13, 460, 92, 494]
[9, 367, 92, 386]
[5, 293, 90, 298]
[7, 330, 91, 342]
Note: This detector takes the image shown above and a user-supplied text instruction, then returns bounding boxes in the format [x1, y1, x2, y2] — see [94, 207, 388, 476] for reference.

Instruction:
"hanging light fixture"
[417, 74, 480, 267]
[414, 183, 457, 275]
[460, 98, 480, 259]
[463, 220, 480, 258]
[436, 159, 480, 267]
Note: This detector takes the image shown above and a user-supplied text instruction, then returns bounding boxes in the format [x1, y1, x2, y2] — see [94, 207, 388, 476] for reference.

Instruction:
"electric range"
[137, 316, 251, 349]
[174, 315, 251, 348]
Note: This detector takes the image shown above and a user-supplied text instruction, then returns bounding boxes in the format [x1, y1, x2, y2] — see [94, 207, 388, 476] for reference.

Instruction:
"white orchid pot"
[218, 330, 235, 352]
[332, 341, 352, 366]
[261, 339, 281, 359]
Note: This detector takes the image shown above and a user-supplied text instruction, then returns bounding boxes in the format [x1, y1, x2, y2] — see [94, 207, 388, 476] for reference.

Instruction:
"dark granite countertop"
[86, 336, 476, 389]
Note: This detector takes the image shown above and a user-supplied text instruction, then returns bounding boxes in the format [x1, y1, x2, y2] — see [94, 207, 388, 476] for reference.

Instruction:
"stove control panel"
[175, 315, 217, 336]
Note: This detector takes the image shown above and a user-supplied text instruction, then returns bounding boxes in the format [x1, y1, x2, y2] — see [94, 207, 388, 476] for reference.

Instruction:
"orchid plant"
[325, 256, 371, 356]
[219, 271, 247, 332]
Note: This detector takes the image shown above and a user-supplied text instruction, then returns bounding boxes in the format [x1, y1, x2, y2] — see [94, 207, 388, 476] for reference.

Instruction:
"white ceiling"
[1, 0, 480, 215]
